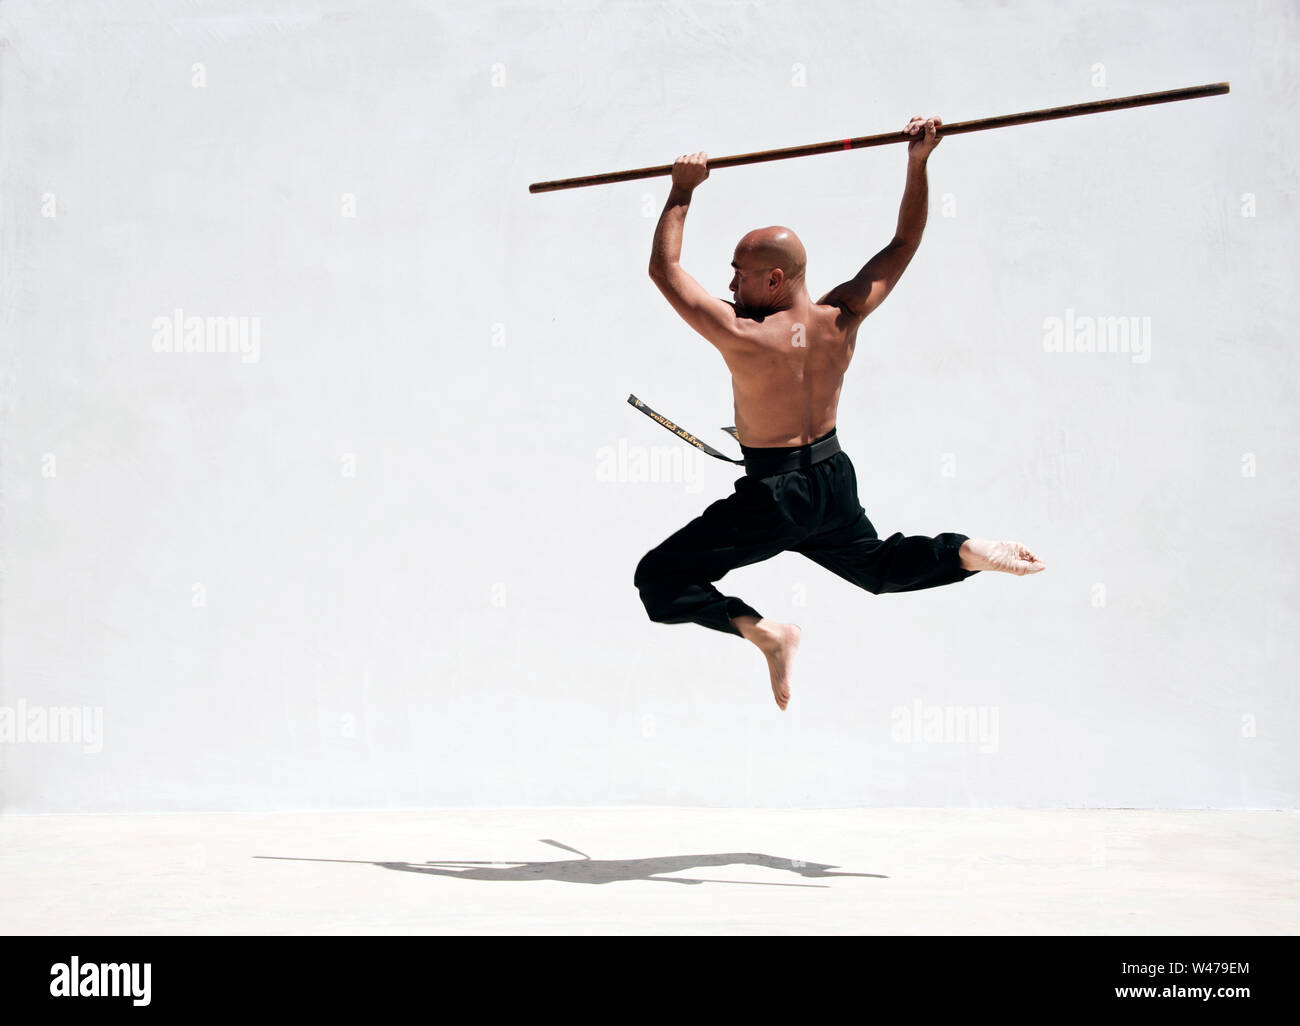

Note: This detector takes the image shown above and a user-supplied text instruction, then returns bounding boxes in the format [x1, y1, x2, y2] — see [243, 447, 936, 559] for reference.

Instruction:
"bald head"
[729, 226, 808, 315]
[735, 226, 806, 283]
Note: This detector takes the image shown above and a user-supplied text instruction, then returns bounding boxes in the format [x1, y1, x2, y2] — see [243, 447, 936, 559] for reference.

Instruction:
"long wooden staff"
[529, 82, 1228, 194]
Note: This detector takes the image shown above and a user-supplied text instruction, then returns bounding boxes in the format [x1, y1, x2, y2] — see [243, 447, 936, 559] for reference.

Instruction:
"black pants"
[633, 429, 980, 637]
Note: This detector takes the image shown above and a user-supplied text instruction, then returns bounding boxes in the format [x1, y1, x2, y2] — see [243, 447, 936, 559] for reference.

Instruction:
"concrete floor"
[1, 807, 1296, 934]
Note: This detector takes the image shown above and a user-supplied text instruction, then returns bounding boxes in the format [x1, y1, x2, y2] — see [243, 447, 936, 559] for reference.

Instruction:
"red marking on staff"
[842, 138, 852, 150]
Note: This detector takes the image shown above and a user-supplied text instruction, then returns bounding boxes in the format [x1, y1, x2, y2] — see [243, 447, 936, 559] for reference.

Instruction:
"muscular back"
[652, 131, 937, 449]
[721, 299, 861, 448]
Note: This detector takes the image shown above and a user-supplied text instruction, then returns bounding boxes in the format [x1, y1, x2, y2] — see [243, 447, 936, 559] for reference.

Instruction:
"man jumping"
[634, 114, 1046, 711]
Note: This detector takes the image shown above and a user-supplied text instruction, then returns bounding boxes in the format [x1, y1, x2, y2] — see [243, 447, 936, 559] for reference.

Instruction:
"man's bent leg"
[634, 480, 797, 637]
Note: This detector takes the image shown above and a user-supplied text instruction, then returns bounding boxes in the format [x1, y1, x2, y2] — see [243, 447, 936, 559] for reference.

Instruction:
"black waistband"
[739, 427, 841, 476]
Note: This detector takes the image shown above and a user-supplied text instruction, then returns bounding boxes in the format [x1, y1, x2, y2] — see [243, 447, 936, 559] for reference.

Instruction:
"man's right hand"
[671, 151, 710, 191]
[905, 115, 942, 160]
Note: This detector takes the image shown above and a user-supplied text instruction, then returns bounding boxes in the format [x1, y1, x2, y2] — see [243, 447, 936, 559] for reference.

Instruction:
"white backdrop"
[2, 0, 1296, 812]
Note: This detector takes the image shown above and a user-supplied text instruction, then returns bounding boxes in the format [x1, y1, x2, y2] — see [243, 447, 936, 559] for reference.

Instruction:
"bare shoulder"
[810, 294, 863, 370]
[719, 300, 769, 341]
[705, 300, 766, 356]
[814, 284, 868, 332]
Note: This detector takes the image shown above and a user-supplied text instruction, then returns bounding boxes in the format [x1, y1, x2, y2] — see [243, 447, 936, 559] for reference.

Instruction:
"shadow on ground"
[257, 839, 886, 887]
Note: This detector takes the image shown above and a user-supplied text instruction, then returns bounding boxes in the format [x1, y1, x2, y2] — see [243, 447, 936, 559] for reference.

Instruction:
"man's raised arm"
[818, 115, 943, 320]
[648, 152, 708, 275]
[647, 152, 747, 348]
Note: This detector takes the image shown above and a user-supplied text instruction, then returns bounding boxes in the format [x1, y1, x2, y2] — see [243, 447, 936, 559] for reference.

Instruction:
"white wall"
[1, 0, 1295, 812]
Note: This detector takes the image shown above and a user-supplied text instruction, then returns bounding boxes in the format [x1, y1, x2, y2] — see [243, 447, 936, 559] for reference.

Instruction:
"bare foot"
[758, 623, 801, 711]
[732, 616, 802, 710]
[960, 538, 1046, 575]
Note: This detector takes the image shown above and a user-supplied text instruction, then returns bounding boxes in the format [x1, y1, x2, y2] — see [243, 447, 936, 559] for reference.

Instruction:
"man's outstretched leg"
[794, 518, 1046, 595]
